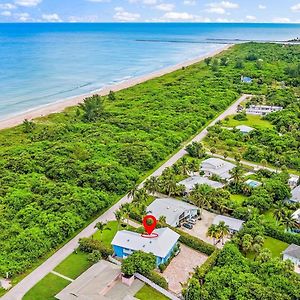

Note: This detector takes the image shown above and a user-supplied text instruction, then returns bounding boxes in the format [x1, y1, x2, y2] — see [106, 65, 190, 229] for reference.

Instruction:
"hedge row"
[194, 249, 220, 281]
[78, 237, 113, 259]
[146, 270, 168, 289]
[173, 228, 216, 255]
[264, 225, 300, 246]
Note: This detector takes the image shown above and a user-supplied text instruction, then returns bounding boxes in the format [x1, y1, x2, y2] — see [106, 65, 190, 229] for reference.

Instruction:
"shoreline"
[0, 44, 232, 131]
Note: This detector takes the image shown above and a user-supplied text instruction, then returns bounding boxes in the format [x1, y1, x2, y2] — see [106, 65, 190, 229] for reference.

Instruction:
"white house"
[282, 244, 300, 270]
[200, 158, 236, 180]
[246, 105, 283, 116]
[290, 185, 300, 203]
[111, 227, 180, 266]
[213, 215, 244, 234]
[178, 175, 224, 193]
[235, 125, 254, 134]
[147, 198, 198, 227]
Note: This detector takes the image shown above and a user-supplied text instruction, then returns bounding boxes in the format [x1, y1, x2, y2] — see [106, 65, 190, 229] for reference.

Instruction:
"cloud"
[291, 3, 300, 12]
[42, 13, 62, 22]
[258, 4, 266, 9]
[246, 15, 256, 21]
[1, 10, 12, 16]
[87, 0, 110, 2]
[114, 7, 140, 21]
[128, 0, 157, 4]
[15, 0, 41, 7]
[273, 17, 291, 23]
[205, 1, 239, 14]
[0, 3, 16, 9]
[162, 11, 210, 22]
[155, 3, 174, 11]
[183, 0, 196, 5]
[14, 12, 31, 21]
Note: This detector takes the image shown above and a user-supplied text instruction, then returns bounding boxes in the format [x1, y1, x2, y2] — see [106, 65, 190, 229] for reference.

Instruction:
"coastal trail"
[1, 94, 250, 300]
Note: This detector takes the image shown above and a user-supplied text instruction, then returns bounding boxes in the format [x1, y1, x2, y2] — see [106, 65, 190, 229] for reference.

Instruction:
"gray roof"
[291, 185, 300, 203]
[282, 244, 300, 260]
[213, 215, 244, 232]
[178, 175, 224, 192]
[236, 125, 254, 133]
[147, 198, 198, 226]
[55, 260, 121, 300]
[111, 227, 180, 258]
[200, 158, 236, 180]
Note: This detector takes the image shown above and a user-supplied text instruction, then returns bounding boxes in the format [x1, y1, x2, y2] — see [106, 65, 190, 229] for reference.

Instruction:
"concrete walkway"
[1, 94, 250, 300]
[50, 271, 73, 282]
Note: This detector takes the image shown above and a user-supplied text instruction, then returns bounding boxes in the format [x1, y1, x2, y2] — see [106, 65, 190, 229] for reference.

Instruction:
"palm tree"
[273, 203, 286, 224]
[190, 184, 212, 218]
[159, 215, 167, 226]
[133, 188, 148, 203]
[217, 221, 230, 245]
[189, 159, 199, 176]
[229, 163, 244, 187]
[114, 210, 122, 229]
[144, 176, 158, 195]
[179, 156, 190, 175]
[94, 222, 110, 241]
[281, 210, 298, 232]
[207, 224, 219, 245]
[128, 184, 139, 199]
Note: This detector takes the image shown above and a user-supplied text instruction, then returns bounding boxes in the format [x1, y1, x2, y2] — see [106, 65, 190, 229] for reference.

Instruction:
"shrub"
[264, 224, 300, 246]
[78, 237, 113, 259]
[146, 270, 168, 289]
[194, 249, 219, 281]
[173, 228, 215, 255]
[121, 251, 156, 277]
[233, 112, 247, 121]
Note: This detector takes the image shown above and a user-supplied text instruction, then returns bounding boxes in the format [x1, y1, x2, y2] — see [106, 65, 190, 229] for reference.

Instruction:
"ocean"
[0, 23, 299, 120]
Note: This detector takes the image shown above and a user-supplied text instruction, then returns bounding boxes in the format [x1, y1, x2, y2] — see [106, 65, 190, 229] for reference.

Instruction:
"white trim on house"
[200, 158, 236, 180]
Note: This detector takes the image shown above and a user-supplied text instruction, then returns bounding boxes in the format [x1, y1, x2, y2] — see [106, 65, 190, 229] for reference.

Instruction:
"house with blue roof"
[111, 227, 180, 266]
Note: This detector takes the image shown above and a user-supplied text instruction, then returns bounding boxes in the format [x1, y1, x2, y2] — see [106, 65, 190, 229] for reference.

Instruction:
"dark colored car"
[182, 223, 193, 229]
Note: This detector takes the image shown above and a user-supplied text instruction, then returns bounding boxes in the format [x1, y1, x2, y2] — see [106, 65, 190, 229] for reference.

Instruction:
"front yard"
[221, 114, 274, 130]
[135, 284, 168, 300]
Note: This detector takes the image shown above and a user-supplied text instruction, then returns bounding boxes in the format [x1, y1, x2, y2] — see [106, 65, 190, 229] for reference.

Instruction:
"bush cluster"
[78, 237, 113, 259]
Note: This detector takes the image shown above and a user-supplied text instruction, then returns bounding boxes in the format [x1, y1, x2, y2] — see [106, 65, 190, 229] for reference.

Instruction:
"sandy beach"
[0, 44, 232, 131]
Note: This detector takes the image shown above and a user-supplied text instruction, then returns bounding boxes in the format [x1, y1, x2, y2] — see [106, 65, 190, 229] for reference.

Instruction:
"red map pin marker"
[143, 215, 157, 235]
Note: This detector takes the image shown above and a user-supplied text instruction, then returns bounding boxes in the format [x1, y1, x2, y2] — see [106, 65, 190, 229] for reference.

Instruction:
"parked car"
[182, 223, 193, 229]
[187, 219, 196, 225]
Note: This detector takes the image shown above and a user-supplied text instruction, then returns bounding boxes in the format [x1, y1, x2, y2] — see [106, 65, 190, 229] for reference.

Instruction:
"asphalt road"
[1, 94, 250, 300]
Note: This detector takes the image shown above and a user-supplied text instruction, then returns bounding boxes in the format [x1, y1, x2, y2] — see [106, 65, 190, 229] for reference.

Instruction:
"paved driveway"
[162, 244, 208, 294]
[181, 210, 229, 249]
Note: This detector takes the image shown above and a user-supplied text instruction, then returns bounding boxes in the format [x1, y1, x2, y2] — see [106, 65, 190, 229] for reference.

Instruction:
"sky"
[0, 0, 300, 23]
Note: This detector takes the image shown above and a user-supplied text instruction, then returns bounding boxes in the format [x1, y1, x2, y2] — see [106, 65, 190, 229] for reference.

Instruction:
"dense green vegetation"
[198, 243, 300, 300]
[1, 42, 299, 279]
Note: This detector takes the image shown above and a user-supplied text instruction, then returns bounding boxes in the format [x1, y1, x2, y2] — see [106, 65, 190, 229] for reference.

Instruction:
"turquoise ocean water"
[0, 23, 299, 120]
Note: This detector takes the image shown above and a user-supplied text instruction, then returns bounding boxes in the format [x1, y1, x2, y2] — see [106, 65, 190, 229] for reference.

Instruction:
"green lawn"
[230, 194, 248, 205]
[23, 273, 70, 300]
[262, 209, 277, 225]
[222, 114, 274, 129]
[93, 221, 119, 247]
[263, 236, 288, 258]
[247, 236, 288, 260]
[54, 251, 92, 280]
[135, 284, 169, 300]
